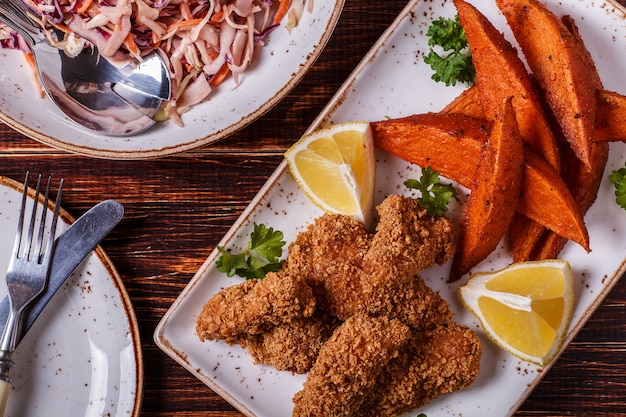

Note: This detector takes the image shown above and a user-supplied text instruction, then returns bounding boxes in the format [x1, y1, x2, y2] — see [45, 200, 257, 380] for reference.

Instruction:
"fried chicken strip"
[285, 212, 371, 317]
[365, 194, 456, 276]
[362, 195, 455, 324]
[196, 271, 316, 341]
[235, 310, 339, 374]
[292, 313, 411, 417]
[354, 322, 482, 417]
[383, 275, 453, 331]
[284, 195, 454, 329]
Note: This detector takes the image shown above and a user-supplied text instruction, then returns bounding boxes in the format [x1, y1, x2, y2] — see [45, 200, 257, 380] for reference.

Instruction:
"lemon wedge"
[285, 121, 376, 229]
[458, 259, 574, 366]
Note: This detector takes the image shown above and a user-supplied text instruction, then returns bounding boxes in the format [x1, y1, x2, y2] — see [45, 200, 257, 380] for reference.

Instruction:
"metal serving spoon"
[0, 0, 171, 136]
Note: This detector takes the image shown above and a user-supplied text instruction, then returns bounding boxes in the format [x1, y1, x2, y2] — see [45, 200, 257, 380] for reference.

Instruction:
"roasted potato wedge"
[508, 213, 547, 262]
[516, 147, 589, 250]
[595, 89, 626, 142]
[441, 85, 484, 119]
[371, 112, 488, 188]
[371, 114, 589, 248]
[444, 86, 626, 143]
[450, 97, 524, 281]
[506, 11, 603, 260]
[454, 0, 560, 169]
[496, 0, 598, 167]
[528, 141, 608, 260]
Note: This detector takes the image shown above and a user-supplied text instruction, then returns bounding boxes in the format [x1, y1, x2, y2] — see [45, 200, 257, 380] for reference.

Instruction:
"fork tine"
[11, 172, 29, 258]
[42, 178, 63, 265]
[33, 175, 48, 262]
[24, 174, 42, 262]
[13, 173, 63, 263]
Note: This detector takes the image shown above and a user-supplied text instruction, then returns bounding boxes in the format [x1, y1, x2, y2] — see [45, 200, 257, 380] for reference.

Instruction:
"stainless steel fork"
[0, 173, 63, 416]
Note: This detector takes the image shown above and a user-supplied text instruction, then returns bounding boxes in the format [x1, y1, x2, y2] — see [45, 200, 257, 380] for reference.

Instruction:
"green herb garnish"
[216, 223, 286, 279]
[423, 15, 475, 86]
[404, 167, 459, 216]
[609, 163, 626, 210]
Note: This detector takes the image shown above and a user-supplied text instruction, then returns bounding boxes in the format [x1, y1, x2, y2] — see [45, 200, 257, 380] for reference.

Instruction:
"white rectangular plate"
[155, 0, 626, 415]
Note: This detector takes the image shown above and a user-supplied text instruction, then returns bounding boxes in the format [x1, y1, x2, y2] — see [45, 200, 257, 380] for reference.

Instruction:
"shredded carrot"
[76, 0, 94, 15]
[209, 62, 230, 86]
[51, 22, 73, 35]
[123, 33, 139, 55]
[166, 18, 205, 33]
[151, 32, 162, 46]
[209, 10, 224, 25]
[273, 0, 292, 26]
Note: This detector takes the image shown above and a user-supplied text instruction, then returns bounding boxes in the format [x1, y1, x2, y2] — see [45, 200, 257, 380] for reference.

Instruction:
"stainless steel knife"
[0, 199, 124, 345]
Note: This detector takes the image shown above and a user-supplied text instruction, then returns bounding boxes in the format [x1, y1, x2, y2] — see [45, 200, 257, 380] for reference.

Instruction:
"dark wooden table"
[0, 0, 624, 416]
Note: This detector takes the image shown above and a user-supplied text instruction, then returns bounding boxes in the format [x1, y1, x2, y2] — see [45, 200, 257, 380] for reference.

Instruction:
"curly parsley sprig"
[216, 223, 286, 279]
[609, 163, 626, 210]
[404, 167, 459, 216]
[423, 15, 475, 86]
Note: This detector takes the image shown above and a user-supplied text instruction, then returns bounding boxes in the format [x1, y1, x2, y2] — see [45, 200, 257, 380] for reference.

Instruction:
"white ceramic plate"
[0, 1, 344, 159]
[0, 176, 142, 417]
[155, 0, 626, 415]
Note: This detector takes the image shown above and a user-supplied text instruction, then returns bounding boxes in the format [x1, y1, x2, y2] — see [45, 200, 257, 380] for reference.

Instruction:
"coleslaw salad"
[0, 0, 311, 126]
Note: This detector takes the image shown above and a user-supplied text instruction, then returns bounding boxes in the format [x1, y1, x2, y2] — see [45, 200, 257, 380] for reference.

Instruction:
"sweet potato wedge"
[508, 213, 547, 262]
[371, 112, 488, 188]
[516, 147, 589, 250]
[450, 97, 523, 281]
[595, 89, 626, 142]
[496, 0, 598, 167]
[454, 0, 560, 170]
[506, 12, 603, 260]
[371, 114, 589, 248]
[441, 85, 484, 119]
[527, 141, 609, 260]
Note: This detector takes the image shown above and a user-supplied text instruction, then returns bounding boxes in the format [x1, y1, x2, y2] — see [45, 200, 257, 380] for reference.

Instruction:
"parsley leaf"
[404, 167, 459, 216]
[216, 223, 286, 279]
[609, 164, 626, 210]
[423, 15, 475, 86]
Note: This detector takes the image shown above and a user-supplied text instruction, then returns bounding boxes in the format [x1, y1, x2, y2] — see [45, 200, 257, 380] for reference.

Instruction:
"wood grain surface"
[0, 0, 625, 416]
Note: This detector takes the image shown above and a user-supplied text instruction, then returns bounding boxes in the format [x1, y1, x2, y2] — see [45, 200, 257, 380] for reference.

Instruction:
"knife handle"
[0, 350, 12, 417]
[0, 379, 10, 417]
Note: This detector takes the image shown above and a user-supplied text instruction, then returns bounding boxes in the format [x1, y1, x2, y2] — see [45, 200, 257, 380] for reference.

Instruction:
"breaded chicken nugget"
[377, 275, 452, 331]
[236, 310, 340, 374]
[292, 314, 411, 417]
[196, 271, 316, 341]
[285, 213, 370, 317]
[362, 195, 455, 325]
[354, 322, 482, 417]
[365, 194, 456, 277]
[284, 195, 454, 329]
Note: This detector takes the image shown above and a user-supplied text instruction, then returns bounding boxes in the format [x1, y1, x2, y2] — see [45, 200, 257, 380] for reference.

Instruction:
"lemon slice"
[285, 121, 376, 229]
[458, 259, 574, 366]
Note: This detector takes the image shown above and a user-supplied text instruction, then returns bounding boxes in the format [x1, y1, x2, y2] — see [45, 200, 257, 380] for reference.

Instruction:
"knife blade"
[0, 199, 124, 345]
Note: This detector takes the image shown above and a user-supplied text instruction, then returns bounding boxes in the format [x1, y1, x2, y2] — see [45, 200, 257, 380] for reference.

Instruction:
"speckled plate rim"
[155, 0, 626, 415]
[0, 175, 143, 416]
[0, 1, 345, 160]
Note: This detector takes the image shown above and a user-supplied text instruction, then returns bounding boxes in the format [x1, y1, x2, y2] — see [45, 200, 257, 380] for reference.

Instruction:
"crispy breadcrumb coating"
[380, 275, 453, 331]
[366, 194, 456, 275]
[196, 194, 480, 417]
[292, 314, 411, 417]
[196, 271, 316, 340]
[284, 195, 455, 329]
[285, 213, 370, 317]
[235, 310, 339, 374]
[354, 322, 482, 417]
